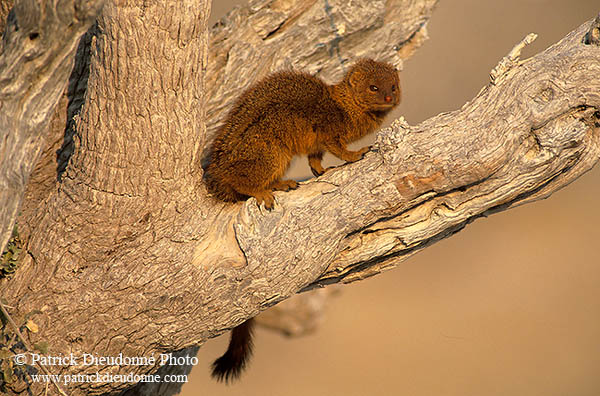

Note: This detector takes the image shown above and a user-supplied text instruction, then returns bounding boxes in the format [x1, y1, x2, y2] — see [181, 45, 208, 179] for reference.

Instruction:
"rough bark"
[0, 0, 14, 34]
[0, 0, 105, 256]
[1, 0, 599, 395]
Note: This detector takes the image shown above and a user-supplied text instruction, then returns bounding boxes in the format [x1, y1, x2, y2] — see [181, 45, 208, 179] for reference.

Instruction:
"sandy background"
[183, 1, 600, 395]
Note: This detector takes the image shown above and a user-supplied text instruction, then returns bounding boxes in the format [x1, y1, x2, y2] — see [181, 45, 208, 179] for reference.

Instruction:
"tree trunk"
[0, 0, 105, 258]
[1, 0, 599, 395]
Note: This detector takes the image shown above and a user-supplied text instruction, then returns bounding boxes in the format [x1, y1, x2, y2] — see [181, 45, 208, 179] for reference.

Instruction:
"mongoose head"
[345, 58, 401, 111]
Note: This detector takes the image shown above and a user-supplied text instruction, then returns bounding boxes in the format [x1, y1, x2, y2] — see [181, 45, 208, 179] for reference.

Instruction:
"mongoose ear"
[348, 70, 362, 87]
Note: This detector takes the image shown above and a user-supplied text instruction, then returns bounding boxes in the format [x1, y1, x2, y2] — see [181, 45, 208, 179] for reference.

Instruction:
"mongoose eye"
[369, 85, 378, 92]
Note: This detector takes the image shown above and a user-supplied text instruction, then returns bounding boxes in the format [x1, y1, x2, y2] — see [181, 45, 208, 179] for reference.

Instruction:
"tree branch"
[311, 22, 600, 287]
[193, 17, 600, 319]
[1, 1, 598, 394]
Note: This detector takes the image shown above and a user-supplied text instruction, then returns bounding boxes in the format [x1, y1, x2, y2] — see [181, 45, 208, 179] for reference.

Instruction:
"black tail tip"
[211, 354, 244, 383]
[211, 318, 254, 384]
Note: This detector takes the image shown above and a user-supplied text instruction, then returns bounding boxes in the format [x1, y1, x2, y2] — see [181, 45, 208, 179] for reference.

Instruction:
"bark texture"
[0, 0, 105, 256]
[1, 1, 599, 395]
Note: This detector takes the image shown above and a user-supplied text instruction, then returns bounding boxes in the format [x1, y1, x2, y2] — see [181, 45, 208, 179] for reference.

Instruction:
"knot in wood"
[534, 87, 555, 104]
[394, 171, 444, 197]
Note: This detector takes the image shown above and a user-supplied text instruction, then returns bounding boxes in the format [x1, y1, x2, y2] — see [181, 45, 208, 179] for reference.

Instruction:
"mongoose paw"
[311, 167, 325, 177]
[312, 166, 337, 177]
[253, 191, 275, 210]
[272, 179, 298, 191]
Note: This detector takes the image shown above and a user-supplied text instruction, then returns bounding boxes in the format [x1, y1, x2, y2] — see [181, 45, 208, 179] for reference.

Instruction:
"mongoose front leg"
[308, 151, 326, 177]
[325, 142, 370, 163]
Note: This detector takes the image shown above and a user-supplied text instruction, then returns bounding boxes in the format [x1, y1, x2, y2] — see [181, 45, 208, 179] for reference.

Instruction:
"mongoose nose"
[385, 95, 392, 103]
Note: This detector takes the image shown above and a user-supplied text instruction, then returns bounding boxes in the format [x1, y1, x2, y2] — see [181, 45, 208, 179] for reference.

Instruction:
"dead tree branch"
[1, 0, 598, 394]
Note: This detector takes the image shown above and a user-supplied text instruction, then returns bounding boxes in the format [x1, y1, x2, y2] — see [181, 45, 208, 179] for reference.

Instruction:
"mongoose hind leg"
[234, 185, 276, 210]
[242, 179, 297, 209]
[229, 150, 289, 209]
[236, 179, 297, 210]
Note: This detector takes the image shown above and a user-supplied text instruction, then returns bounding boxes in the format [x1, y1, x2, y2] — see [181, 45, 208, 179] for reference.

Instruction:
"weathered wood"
[0, 0, 14, 34]
[313, 22, 600, 285]
[1, 0, 209, 394]
[1, 0, 598, 394]
[0, 0, 105, 253]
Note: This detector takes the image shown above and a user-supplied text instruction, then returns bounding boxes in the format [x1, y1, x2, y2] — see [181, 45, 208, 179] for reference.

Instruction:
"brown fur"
[205, 58, 401, 209]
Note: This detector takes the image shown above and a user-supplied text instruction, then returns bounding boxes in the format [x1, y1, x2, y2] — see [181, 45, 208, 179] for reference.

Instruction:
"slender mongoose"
[206, 58, 401, 382]
[205, 58, 400, 210]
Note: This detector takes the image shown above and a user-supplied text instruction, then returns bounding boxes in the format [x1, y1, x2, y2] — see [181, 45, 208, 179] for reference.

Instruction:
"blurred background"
[184, 1, 600, 395]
